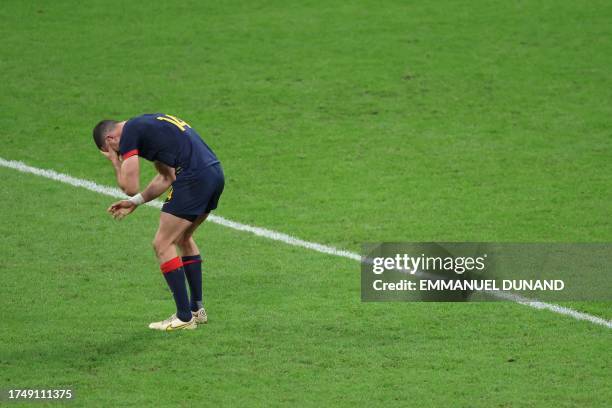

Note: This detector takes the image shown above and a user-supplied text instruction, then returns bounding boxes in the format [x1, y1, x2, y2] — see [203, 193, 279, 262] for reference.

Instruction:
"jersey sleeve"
[119, 121, 140, 160]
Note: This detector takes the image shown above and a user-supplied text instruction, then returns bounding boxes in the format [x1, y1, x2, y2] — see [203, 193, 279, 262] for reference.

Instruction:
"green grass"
[0, 0, 610, 406]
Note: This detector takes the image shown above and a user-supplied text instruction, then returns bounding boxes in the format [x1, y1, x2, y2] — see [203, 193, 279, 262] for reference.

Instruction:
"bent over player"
[92, 113, 224, 331]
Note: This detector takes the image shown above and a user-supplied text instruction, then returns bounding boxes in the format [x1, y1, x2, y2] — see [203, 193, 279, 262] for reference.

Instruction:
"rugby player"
[92, 114, 224, 331]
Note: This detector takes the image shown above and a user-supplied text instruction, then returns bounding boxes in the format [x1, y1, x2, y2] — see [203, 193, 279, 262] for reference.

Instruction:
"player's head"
[93, 120, 121, 152]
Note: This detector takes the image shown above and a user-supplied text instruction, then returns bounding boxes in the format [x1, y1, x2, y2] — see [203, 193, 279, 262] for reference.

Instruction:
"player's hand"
[107, 200, 137, 220]
[100, 148, 121, 164]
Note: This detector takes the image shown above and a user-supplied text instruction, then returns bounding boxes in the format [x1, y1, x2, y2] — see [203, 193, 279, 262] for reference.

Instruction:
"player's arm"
[140, 162, 176, 202]
[117, 156, 140, 195]
[102, 149, 140, 195]
[107, 162, 175, 219]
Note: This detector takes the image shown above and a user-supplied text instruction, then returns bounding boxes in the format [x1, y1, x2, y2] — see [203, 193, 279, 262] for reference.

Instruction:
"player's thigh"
[176, 213, 209, 245]
[154, 212, 194, 248]
[185, 213, 209, 237]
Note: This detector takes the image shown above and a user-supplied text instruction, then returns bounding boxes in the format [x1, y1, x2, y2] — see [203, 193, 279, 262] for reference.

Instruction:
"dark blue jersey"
[119, 113, 219, 172]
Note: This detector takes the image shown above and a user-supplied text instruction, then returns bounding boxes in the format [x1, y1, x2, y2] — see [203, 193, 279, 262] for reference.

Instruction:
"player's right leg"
[149, 212, 197, 331]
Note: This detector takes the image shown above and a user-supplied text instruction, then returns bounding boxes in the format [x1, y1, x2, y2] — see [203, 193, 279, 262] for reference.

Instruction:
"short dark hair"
[92, 120, 118, 150]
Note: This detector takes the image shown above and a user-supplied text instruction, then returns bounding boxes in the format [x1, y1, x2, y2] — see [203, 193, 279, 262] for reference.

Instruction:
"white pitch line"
[490, 290, 611, 328]
[0, 157, 610, 329]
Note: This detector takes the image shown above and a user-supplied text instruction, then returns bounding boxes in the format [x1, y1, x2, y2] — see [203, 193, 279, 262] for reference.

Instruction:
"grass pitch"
[1, 1, 611, 406]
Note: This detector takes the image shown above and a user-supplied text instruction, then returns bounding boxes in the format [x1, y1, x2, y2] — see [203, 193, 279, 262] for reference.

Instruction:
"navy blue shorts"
[162, 163, 225, 222]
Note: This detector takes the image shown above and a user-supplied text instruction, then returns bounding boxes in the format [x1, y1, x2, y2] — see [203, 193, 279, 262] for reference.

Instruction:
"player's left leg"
[175, 213, 209, 323]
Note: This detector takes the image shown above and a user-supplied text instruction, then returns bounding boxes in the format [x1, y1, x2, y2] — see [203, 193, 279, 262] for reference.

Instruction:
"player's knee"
[152, 237, 169, 257]
[173, 234, 185, 247]
[175, 234, 193, 250]
[151, 239, 160, 256]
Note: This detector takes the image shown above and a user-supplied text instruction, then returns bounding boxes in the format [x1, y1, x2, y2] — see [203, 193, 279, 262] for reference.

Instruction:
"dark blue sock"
[160, 257, 192, 322]
[182, 255, 203, 312]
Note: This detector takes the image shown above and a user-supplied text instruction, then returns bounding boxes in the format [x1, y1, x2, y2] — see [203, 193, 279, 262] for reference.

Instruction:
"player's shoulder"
[122, 113, 162, 136]
[126, 113, 162, 128]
